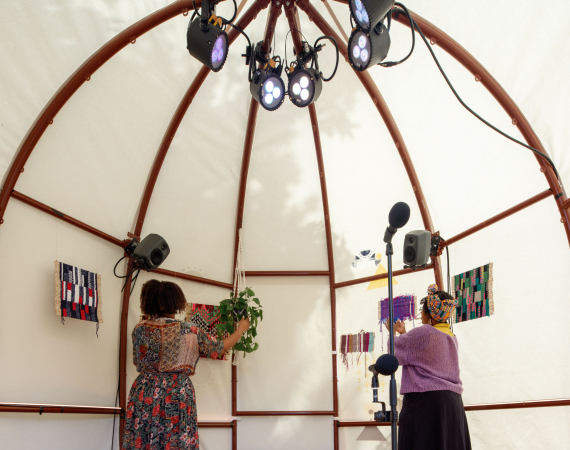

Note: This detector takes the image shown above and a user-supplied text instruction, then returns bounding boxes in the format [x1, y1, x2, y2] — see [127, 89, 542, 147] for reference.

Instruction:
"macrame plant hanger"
[232, 228, 246, 366]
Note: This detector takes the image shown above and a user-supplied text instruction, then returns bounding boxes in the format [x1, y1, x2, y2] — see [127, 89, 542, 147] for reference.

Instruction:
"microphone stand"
[384, 228, 398, 450]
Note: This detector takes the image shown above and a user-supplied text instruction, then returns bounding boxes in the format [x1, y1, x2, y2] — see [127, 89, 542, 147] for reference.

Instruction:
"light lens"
[349, 30, 372, 70]
[264, 93, 274, 105]
[292, 83, 301, 95]
[265, 80, 274, 93]
[273, 87, 281, 98]
[355, 0, 362, 10]
[300, 89, 309, 101]
[353, 45, 361, 59]
[211, 35, 227, 69]
[300, 76, 309, 88]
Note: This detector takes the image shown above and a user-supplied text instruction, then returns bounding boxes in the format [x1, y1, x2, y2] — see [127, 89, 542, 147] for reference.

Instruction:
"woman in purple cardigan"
[389, 284, 471, 450]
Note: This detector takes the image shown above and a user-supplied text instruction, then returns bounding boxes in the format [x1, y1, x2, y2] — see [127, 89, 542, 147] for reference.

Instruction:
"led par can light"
[349, 0, 394, 32]
[250, 69, 285, 112]
[187, 18, 229, 72]
[287, 67, 323, 108]
[348, 24, 391, 71]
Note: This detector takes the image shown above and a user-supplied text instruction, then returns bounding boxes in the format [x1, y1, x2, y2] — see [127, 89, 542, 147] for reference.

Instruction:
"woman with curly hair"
[122, 279, 249, 450]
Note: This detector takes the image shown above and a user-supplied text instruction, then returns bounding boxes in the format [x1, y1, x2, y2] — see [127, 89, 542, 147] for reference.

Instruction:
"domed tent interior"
[1, 0, 569, 448]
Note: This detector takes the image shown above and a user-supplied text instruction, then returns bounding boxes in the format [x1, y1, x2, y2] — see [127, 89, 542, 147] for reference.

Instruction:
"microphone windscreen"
[388, 202, 410, 229]
[374, 354, 399, 376]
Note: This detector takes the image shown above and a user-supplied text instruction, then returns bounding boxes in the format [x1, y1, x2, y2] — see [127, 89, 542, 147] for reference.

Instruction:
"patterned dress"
[122, 318, 224, 450]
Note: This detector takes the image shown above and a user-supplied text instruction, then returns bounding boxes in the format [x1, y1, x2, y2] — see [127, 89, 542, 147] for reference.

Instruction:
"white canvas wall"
[1, 0, 570, 448]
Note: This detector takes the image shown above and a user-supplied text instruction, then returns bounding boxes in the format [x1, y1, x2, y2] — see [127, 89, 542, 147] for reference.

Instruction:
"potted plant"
[213, 287, 263, 357]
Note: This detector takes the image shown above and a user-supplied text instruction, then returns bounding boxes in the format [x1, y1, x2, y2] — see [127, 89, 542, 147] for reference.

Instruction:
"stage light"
[349, 0, 394, 32]
[250, 68, 285, 111]
[348, 23, 391, 71]
[187, 18, 229, 72]
[287, 67, 322, 108]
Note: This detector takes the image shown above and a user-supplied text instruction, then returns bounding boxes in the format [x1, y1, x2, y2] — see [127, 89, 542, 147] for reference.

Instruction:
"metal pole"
[386, 241, 398, 450]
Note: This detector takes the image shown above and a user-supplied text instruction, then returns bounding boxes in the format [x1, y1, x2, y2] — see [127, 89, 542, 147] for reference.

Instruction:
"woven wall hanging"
[54, 261, 103, 333]
[339, 330, 375, 371]
[453, 263, 494, 323]
[185, 303, 227, 360]
[378, 294, 416, 351]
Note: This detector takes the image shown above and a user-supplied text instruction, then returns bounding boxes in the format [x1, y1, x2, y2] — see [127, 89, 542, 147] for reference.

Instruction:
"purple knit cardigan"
[390, 324, 463, 395]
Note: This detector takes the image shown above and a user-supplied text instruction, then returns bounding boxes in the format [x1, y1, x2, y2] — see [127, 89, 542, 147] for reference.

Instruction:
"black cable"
[192, 0, 200, 16]
[130, 268, 141, 295]
[379, 4, 415, 67]
[113, 256, 127, 278]
[314, 36, 339, 82]
[395, 5, 560, 181]
[283, 29, 310, 70]
[221, 0, 238, 25]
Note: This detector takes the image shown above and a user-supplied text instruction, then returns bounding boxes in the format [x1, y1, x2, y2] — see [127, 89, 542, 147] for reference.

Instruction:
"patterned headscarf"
[426, 284, 457, 322]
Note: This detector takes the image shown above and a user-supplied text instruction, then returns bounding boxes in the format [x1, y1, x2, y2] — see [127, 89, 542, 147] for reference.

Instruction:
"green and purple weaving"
[452, 263, 494, 323]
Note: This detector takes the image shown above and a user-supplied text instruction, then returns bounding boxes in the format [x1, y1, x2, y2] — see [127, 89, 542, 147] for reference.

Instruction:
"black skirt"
[398, 390, 471, 450]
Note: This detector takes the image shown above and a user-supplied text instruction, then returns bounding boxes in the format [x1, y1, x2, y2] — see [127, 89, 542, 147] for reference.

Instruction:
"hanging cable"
[314, 35, 339, 81]
[391, 4, 560, 181]
[379, 3, 415, 67]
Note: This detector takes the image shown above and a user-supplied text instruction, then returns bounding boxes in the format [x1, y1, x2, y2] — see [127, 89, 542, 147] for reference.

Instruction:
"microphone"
[373, 354, 399, 376]
[384, 202, 410, 243]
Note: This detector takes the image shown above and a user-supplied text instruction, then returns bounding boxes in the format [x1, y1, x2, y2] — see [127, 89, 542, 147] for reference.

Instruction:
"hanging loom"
[452, 263, 494, 323]
[185, 303, 228, 360]
[339, 331, 375, 372]
[54, 261, 103, 333]
[378, 294, 416, 351]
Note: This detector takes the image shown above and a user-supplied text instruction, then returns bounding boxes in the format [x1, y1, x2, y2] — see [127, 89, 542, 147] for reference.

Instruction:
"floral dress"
[122, 318, 224, 450]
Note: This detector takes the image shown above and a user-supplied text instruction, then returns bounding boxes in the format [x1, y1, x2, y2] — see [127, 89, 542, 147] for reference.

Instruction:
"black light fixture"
[288, 67, 322, 107]
[348, 23, 391, 71]
[248, 42, 286, 111]
[349, 0, 394, 32]
[286, 37, 338, 108]
[347, 0, 394, 70]
[186, 0, 229, 72]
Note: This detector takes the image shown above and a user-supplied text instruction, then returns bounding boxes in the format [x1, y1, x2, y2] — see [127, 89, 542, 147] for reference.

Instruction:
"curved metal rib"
[296, 0, 444, 286]
[0, 0, 213, 227]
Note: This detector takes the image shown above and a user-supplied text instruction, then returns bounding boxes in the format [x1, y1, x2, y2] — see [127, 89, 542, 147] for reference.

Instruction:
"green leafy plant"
[212, 287, 263, 357]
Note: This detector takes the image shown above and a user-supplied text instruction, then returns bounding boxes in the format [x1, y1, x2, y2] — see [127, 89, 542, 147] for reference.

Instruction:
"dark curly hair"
[421, 290, 455, 321]
[140, 280, 187, 317]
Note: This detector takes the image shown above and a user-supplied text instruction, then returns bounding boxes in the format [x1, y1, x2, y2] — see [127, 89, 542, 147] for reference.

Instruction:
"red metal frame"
[230, 2, 280, 446]
[387, 8, 570, 245]
[295, 0, 444, 290]
[2, 2, 570, 450]
[334, 264, 434, 289]
[245, 270, 329, 276]
[10, 190, 125, 248]
[440, 189, 553, 248]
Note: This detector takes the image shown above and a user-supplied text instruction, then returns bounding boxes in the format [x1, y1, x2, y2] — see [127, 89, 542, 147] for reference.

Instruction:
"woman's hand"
[237, 317, 250, 334]
[383, 320, 407, 335]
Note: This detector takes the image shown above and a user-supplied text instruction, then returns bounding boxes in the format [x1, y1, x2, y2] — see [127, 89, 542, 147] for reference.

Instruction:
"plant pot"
[234, 308, 248, 320]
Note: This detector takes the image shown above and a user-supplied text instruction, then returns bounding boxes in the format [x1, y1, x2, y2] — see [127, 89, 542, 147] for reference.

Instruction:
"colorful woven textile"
[340, 331, 375, 370]
[54, 261, 102, 324]
[452, 263, 494, 323]
[378, 295, 416, 324]
[427, 284, 457, 322]
[185, 303, 227, 360]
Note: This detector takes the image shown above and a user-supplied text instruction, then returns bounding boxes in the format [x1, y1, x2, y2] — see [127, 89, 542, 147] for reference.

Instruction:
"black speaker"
[132, 234, 170, 271]
[403, 230, 431, 267]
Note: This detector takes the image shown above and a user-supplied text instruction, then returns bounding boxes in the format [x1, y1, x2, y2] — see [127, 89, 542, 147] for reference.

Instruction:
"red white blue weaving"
[55, 261, 103, 325]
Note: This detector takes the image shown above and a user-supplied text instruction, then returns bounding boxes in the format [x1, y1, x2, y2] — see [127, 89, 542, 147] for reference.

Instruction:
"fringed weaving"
[378, 295, 416, 351]
[339, 331, 375, 372]
[185, 303, 227, 360]
[54, 261, 103, 334]
[453, 263, 494, 323]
